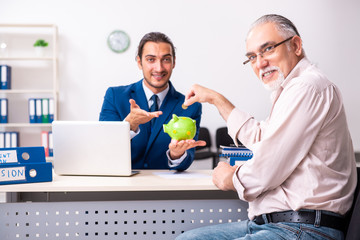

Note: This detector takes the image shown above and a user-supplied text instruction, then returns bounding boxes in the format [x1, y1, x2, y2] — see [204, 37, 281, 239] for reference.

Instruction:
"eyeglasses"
[243, 36, 294, 65]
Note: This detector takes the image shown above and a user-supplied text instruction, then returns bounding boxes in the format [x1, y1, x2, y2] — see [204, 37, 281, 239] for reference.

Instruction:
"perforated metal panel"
[0, 199, 248, 239]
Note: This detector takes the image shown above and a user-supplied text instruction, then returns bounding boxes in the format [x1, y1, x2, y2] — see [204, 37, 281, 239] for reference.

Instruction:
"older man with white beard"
[176, 14, 356, 240]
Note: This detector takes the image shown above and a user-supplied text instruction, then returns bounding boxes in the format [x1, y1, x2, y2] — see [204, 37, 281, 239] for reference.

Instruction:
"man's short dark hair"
[137, 32, 176, 60]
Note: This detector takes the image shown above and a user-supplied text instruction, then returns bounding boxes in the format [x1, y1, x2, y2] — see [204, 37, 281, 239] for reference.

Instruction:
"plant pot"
[34, 46, 46, 57]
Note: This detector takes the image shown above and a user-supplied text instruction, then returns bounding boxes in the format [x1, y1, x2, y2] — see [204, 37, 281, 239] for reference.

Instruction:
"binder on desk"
[0, 98, 8, 123]
[0, 162, 52, 185]
[0, 146, 46, 164]
[35, 98, 42, 123]
[41, 98, 49, 123]
[0, 65, 11, 89]
[219, 145, 253, 166]
[28, 98, 36, 123]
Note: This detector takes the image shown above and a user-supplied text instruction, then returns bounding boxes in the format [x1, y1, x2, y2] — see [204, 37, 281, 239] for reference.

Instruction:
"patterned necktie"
[150, 94, 158, 126]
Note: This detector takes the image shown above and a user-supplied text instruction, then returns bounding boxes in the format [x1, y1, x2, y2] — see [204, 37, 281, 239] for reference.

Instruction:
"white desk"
[1, 170, 218, 192]
[0, 170, 248, 240]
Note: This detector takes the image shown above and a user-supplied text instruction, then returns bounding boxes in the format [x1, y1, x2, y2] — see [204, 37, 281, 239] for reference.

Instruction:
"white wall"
[1, 0, 359, 151]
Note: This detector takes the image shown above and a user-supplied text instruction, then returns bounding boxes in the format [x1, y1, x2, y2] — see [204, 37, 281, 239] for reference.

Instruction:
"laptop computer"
[52, 121, 137, 176]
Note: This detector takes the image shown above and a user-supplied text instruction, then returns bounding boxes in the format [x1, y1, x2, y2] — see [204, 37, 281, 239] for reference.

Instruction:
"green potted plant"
[33, 39, 48, 57]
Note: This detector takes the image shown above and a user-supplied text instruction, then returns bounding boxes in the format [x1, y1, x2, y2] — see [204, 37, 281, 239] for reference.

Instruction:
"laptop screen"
[52, 121, 133, 176]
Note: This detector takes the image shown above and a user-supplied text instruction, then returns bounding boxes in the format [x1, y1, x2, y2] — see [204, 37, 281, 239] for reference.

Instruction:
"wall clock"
[107, 30, 130, 53]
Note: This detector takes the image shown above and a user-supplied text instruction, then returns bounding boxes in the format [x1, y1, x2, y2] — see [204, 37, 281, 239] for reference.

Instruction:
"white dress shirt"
[130, 81, 187, 167]
[227, 58, 357, 219]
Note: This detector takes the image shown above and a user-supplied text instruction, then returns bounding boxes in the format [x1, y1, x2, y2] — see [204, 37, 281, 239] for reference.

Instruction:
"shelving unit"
[0, 24, 58, 157]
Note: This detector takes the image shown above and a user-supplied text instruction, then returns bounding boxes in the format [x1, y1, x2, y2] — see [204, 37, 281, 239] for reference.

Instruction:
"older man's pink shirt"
[227, 58, 357, 220]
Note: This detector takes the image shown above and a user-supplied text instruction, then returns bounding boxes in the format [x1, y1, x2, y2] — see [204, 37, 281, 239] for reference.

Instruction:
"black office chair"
[194, 127, 217, 169]
[215, 127, 235, 166]
[355, 152, 360, 163]
[215, 127, 234, 148]
[345, 167, 360, 240]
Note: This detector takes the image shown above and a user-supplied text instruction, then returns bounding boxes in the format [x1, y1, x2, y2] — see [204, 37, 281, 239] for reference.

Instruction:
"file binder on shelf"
[41, 98, 50, 123]
[41, 131, 49, 157]
[10, 132, 18, 148]
[48, 131, 53, 157]
[0, 65, 11, 89]
[35, 98, 42, 123]
[0, 131, 19, 148]
[49, 98, 54, 123]
[41, 131, 53, 157]
[0, 162, 52, 185]
[0, 132, 4, 148]
[4, 132, 11, 148]
[219, 145, 253, 166]
[28, 98, 36, 123]
[28, 98, 54, 124]
[0, 98, 8, 123]
[0, 146, 46, 164]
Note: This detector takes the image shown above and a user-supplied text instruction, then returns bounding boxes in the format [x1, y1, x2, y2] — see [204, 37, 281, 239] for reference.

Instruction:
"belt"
[254, 210, 345, 233]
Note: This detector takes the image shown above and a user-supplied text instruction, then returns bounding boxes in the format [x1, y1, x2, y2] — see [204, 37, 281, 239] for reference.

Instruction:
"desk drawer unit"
[0, 199, 248, 240]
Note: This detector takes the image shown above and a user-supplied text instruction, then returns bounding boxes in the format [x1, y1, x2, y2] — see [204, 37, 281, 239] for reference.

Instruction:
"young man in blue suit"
[99, 32, 205, 170]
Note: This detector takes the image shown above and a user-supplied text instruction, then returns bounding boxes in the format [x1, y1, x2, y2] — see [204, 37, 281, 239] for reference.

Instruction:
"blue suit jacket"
[99, 80, 202, 170]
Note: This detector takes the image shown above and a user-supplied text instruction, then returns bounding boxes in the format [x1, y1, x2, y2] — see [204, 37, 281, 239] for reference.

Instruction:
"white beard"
[260, 66, 285, 92]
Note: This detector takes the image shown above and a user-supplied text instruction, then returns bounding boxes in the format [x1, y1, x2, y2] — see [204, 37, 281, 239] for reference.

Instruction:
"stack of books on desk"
[219, 145, 253, 166]
[0, 146, 52, 185]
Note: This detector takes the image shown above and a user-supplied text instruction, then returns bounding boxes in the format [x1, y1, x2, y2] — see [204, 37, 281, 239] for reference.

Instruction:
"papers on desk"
[153, 171, 211, 179]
